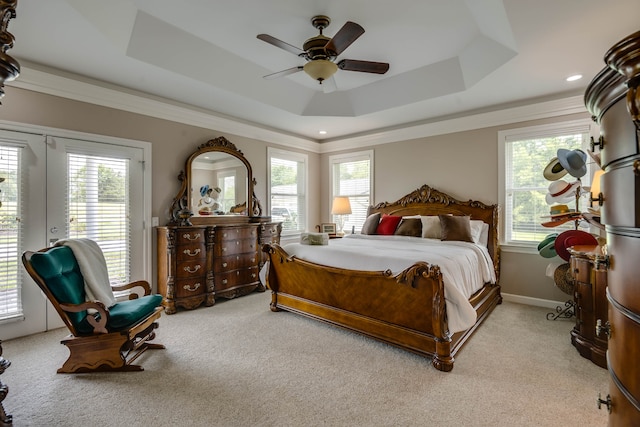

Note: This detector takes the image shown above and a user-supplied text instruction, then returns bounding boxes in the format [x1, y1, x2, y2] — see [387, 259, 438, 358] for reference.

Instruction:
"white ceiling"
[8, 0, 640, 142]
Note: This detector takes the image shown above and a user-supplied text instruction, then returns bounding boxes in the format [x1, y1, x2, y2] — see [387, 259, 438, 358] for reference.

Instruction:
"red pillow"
[376, 214, 402, 235]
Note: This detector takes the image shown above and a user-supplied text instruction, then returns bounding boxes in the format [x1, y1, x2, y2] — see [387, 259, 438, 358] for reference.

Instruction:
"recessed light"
[566, 74, 583, 82]
[319, 130, 327, 135]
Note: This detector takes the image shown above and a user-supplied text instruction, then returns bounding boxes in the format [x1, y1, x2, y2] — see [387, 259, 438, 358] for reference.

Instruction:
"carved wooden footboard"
[263, 244, 501, 372]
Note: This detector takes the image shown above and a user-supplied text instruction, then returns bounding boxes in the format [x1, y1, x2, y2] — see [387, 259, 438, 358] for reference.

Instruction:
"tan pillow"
[360, 212, 381, 235]
[439, 215, 474, 242]
[394, 218, 422, 237]
[421, 216, 442, 239]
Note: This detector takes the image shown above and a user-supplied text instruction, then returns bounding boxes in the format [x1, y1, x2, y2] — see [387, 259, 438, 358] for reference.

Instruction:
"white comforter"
[279, 234, 496, 333]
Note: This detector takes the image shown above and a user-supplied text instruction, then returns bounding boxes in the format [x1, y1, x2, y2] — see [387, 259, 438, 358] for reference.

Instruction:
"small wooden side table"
[568, 245, 608, 369]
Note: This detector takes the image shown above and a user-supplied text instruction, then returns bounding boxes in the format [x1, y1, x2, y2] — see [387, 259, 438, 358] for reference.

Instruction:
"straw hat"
[543, 157, 568, 181]
[545, 180, 580, 205]
[553, 263, 574, 295]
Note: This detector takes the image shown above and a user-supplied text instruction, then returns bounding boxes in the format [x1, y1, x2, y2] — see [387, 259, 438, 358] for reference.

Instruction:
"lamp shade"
[303, 60, 338, 82]
[590, 169, 604, 197]
[331, 196, 352, 215]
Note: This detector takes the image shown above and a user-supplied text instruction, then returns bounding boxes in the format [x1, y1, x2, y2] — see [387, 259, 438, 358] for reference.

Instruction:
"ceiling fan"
[257, 15, 389, 90]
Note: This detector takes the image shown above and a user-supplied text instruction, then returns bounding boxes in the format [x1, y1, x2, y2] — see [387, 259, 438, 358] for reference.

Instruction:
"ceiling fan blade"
[321, 76, 337, 93]
[263, 66, 303, 79]
[337, 59, 389, 74]
[324, 21, 365, 56]
[257, 34, 305, 57]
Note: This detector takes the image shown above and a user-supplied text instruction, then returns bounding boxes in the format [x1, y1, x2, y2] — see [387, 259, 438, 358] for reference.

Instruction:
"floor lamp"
[331, 196, 352, 236]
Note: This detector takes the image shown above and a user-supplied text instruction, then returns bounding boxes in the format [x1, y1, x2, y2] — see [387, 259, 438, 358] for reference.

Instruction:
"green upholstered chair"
[22, 244, 165, 373]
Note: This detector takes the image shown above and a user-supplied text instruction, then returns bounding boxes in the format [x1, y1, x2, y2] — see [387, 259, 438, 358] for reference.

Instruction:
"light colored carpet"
[3, 292, 608, 426]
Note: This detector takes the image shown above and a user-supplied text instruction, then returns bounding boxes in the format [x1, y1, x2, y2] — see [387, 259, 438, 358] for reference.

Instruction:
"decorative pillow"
[469, 220, 485, 244]
[420, 216, 442, 239]
[439, 215, 474, 242]
[376, 214, 402, 235]
[394, 218, 422, 237]
[360, 212, 381, 235]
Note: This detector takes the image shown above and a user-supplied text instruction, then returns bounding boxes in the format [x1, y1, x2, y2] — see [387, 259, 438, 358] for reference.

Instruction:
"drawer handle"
[222, 262, 228, 268]
[184, 265, 201, 274]
[222, 279, 227, 285]
[222, 247, 227, 252]
[251, 258, 255, 263]
[251, 273, 256, 278]
[597, 393, 611, 413]
[183, 283, 201, 292]
[182, 233, 201, 241]
[236, 241, 239, 245]
[183, 248, 201, 257]
[590, 136, 604, 152]
[595, 319, 611, 339]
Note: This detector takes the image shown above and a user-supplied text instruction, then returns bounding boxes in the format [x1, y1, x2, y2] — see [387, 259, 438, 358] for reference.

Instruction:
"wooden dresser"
[568, 245, 608, 369]
[157, 221, 281, 314]
[584, 29, 640, 424]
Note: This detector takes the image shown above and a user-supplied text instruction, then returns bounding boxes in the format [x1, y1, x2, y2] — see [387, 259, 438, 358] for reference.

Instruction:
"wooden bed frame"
[262, 184, 501, 371]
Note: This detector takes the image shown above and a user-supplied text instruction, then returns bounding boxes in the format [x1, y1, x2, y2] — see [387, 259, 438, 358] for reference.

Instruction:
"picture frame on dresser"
[320, 223, 336, 234]
[157, 137, 281, 314]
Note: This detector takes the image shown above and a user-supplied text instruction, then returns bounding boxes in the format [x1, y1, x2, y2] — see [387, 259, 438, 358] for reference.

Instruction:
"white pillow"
[420, 216, 441, 239]
[469, 220, 490, 246]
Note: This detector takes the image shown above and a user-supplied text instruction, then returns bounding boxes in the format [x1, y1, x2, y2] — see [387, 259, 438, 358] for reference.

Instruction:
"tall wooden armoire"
[584, 30, 640, 425]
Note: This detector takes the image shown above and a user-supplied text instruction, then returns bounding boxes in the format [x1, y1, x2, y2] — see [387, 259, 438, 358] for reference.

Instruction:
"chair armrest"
[59, 301, 110, 334]
[111, 280, 152, 298]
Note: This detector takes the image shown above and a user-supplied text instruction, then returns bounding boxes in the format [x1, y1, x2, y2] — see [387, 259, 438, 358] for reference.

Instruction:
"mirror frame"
[169, 136, 262, 225]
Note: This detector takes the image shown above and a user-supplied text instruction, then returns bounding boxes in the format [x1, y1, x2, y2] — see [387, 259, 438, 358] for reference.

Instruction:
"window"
[268, 148, 307, 235]
[217, 171, 236, 213]
[0, 145, 22, 320]
[329, 150, 374, 234]
[67, 153, 131, 286]
[499, 120, 597, 247]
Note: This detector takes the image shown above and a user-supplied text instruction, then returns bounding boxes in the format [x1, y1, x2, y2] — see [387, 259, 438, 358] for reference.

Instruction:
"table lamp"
[331, 196, 352, 236]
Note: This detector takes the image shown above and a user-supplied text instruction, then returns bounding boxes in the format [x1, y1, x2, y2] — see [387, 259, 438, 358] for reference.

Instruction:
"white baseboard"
[501, 293, 568, 310]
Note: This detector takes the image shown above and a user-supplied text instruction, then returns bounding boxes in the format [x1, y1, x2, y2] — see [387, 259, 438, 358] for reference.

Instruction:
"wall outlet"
[151, 217, 159, 227]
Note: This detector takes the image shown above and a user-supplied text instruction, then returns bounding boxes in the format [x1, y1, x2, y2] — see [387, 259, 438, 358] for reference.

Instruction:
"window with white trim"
[268, 148, 307, 235]
[329, 150, 374, 234]
[0, 145, 23, 320]
[499, 120, 597, 247]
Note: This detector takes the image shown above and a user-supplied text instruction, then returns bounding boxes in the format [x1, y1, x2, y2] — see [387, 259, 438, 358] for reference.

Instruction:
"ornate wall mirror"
[169, 137, 262, 225]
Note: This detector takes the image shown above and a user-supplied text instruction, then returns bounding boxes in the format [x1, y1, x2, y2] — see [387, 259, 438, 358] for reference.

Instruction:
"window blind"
[67, 153, 131, 286]
[0, 145, 22, 320]
[270, 156, 306, 233]
[333, 158, 371, 233]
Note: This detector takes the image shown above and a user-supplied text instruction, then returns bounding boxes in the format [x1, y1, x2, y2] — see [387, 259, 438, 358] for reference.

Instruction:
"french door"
[0, 128, 151, 340]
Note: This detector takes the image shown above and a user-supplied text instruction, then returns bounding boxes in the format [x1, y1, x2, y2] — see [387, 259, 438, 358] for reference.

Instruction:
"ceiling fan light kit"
[303, 59, 337, 82]
[257, 15, 389, 88]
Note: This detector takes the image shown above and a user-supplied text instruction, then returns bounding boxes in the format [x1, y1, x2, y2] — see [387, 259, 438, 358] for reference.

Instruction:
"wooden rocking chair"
[22, 244, 165, 373]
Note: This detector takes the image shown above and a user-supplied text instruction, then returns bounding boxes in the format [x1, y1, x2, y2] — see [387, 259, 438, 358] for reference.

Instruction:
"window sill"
[500, 243, 538, 255]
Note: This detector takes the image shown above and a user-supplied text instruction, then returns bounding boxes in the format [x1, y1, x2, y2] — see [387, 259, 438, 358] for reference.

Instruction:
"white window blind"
[67, 153, 131, 286]
[330, 151, 373, 234]
[268, 150, 307, 234]
[503, 128, 590, 245]
[0, 145, 22, 320]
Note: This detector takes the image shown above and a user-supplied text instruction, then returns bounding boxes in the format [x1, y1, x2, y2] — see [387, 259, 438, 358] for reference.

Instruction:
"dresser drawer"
[214, 252, 259, 271]
[214, 238, 257, 256]
[214, 267, 259, 291]
[216, 226, 258, 242]
[177, 229, 206, 245]
[176, 242, 206, 262]
[599, 98, 640, 168]
[174, 278, 206, 298]
[601, 158, 640, 228]
[607, 303, 640, 408]
[606, 229, 640, 314]
[176, 259, 206, 279]
[571, 256, 592, 284]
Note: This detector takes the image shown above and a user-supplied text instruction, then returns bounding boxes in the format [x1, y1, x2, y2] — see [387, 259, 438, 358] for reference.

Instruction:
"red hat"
[554, 230, 597, 262]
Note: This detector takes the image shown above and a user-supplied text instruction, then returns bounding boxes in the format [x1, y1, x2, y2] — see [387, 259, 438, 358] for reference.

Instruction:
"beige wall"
[1, 85, 585, 304]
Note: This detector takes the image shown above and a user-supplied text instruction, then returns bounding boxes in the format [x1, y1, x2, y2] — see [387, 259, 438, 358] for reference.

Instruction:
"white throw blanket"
[269, 234, 496, 333]
[55, 238, 117, 308]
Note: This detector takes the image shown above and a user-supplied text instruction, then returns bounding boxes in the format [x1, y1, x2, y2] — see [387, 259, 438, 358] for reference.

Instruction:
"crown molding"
[8, 65, 587, 155]
[8, 65, 321, 153]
